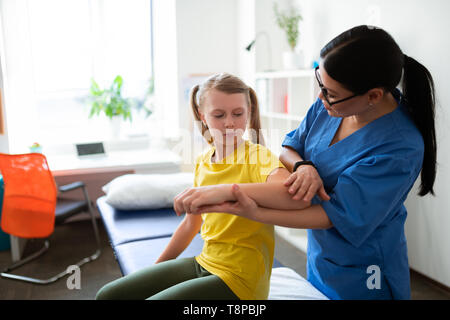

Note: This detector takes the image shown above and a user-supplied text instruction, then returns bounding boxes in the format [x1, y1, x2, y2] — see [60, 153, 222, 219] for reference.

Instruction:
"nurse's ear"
[366, 88, 385, 106]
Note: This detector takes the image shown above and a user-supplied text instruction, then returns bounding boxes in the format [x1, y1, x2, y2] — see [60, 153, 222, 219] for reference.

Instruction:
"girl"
[96, 73, 309, 300]
[177, 25, 437, 300]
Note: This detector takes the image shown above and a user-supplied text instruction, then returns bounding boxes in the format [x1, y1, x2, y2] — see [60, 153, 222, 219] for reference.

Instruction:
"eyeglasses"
[315, 66, 360, 106]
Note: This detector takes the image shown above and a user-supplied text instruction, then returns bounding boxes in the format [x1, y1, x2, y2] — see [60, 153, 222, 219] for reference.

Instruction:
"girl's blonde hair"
[190, 73, 265, 146]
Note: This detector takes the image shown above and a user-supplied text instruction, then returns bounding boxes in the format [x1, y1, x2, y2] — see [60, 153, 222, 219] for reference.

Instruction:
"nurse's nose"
[318, 90, 328, 107]
[318, 89, 325, 100]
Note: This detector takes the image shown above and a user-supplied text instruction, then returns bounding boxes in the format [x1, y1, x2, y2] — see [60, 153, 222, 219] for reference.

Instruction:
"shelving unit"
[256, 69, 318, 119]
[255, 68, 318, 155]
[254, 69, 319, 254]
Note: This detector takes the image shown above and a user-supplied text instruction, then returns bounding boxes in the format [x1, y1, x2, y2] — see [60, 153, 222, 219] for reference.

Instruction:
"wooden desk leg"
[10, 235, 27, 262]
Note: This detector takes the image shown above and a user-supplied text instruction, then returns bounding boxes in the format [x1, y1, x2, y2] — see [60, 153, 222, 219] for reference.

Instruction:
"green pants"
[95, 257, 239, 300]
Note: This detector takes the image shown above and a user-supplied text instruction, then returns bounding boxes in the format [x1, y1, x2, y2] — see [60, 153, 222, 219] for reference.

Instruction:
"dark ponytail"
[320, 25, 436, 196]
[402, 54, 436, 196]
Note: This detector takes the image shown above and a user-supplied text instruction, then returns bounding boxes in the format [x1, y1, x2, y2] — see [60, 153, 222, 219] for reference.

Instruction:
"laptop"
[75, 142, 107, 158]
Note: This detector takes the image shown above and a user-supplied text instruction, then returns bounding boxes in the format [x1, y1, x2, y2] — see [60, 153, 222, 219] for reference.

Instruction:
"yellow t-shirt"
[194, 140, 284, 300]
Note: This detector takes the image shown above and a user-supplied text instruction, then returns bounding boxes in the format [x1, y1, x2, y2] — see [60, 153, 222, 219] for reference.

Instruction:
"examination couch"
[96, 196, 328, 300]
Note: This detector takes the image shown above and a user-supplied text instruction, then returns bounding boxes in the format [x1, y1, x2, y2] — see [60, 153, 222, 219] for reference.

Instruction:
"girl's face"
[317, 63, 370, 118]
[200, 89, 249, 147]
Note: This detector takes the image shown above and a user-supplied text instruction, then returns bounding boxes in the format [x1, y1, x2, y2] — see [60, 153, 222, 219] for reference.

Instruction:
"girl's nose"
[224, 116, 234, 128]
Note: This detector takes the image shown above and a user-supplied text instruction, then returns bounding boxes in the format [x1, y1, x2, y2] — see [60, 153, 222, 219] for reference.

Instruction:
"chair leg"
[0, 238, 93, 284]
[0, 240, 67, 284]
[0, 188, 103, 285]
[82, 186, 102, 261]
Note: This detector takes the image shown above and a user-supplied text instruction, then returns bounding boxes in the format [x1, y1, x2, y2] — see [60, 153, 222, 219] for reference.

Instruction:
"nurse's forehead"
[319, 63, 348, 94]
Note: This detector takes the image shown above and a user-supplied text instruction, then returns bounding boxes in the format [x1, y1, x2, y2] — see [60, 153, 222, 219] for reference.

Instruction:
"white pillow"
[102, 172, 194, 210]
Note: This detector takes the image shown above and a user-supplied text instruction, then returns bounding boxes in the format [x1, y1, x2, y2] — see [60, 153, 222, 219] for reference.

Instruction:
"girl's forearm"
[254, 204, 332, 229]
[234, 182, 311, 210]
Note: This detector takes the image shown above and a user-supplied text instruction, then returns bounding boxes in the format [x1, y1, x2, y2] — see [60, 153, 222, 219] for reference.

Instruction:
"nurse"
[176, 25, 437, 299]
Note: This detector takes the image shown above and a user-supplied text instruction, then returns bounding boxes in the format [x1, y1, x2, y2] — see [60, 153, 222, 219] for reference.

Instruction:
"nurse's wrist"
[293, 160, 317, 172]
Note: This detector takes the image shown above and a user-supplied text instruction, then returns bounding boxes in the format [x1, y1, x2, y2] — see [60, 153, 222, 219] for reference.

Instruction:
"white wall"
[0, 58, 8, 153]
[0, 11, 9, 153]
[0, 0, 37, 154]
[175, 0, 239, 133]
[288, 0, 450, 287]
[0, 62, 8, 153]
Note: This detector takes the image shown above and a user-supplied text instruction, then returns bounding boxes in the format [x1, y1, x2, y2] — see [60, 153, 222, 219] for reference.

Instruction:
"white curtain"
[0, 0, 152, 153]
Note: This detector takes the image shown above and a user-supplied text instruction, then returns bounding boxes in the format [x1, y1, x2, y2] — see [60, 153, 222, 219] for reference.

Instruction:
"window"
[1, 0, 153, 151]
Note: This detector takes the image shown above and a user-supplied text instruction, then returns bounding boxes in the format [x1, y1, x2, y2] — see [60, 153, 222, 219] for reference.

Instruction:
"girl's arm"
[254, 205, 332, 229]
[155, 213, 203, 263]
[173, 167, 310, 215]
[195, 184, 333, 230]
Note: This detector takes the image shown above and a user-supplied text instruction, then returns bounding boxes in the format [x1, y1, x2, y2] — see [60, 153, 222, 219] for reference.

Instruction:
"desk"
[48, 148, 182, 176]
[10, 147, 182, 262]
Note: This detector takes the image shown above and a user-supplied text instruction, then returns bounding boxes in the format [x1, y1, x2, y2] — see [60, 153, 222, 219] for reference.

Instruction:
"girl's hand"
[284, 165, 330, 202]
[193, 184, 259, 219]
[173, 184, 232, 216]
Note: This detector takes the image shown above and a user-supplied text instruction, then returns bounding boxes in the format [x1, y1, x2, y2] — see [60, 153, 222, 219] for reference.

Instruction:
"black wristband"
[293, 160, 316, 172]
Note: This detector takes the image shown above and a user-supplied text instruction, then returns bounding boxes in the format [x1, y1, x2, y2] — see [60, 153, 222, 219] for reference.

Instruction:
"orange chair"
[0, 153, 101, 284]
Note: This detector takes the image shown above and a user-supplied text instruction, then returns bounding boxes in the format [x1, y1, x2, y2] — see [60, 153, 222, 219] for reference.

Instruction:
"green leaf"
[90, 78, 102, 96]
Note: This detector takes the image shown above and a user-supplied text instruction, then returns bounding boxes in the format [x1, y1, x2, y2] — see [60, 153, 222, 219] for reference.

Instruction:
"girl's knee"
[95, 282, 120, 300]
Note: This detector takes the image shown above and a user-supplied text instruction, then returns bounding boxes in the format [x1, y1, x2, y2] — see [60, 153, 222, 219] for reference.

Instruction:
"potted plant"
[88, 75, 132, 120]
[87, 75, 133, 140]
[87, 75, 154, 140]
[273, 3, 304, 69]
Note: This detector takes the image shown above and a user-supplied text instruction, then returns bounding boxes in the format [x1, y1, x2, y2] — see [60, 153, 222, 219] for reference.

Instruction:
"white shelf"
[255, 69, 315, 79]
[255, 68, 318, 122]
[261, 111, 304, 122]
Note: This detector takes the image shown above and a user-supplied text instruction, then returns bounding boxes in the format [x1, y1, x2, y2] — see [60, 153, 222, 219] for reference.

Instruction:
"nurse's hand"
[190, 184, 259, 220]
[284, 165, 331, 202]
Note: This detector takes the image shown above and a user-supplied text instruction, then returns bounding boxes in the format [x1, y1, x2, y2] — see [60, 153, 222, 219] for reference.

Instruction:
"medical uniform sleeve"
[320, 155, 416, 248]
[282, 98, 323, 158]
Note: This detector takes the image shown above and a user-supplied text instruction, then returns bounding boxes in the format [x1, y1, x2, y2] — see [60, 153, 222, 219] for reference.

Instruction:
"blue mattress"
[97, 196, 184, 246]
[97, 196, 282, 276]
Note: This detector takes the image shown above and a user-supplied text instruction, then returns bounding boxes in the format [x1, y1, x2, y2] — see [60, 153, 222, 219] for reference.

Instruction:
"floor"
[0, 218, 449, 300]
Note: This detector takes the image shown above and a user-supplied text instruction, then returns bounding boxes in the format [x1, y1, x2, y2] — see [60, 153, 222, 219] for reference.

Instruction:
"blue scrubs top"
[282, 90, 424, 300]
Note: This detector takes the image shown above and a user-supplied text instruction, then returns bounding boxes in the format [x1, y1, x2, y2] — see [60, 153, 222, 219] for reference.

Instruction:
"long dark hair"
[320, 25, 436, 196]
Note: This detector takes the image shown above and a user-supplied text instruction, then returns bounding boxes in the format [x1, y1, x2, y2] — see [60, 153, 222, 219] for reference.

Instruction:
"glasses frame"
[314, 66, 360, 106]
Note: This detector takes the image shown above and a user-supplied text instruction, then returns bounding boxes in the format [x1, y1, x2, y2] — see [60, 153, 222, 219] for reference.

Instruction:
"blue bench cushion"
[114, 234, 283, 276]
[97, 195, 283, 276]
[114, 234, 204, 275]
[97, 196, 184, 246]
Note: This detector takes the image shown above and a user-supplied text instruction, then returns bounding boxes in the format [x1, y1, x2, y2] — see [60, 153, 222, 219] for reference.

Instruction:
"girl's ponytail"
[190, 84, 213, 144]
[402, 54, 437, 196]
[248, 87, 265, 146]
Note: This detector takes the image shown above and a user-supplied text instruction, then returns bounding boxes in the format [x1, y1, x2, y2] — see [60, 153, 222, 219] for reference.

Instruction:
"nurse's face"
[317, 64, 370, 118]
